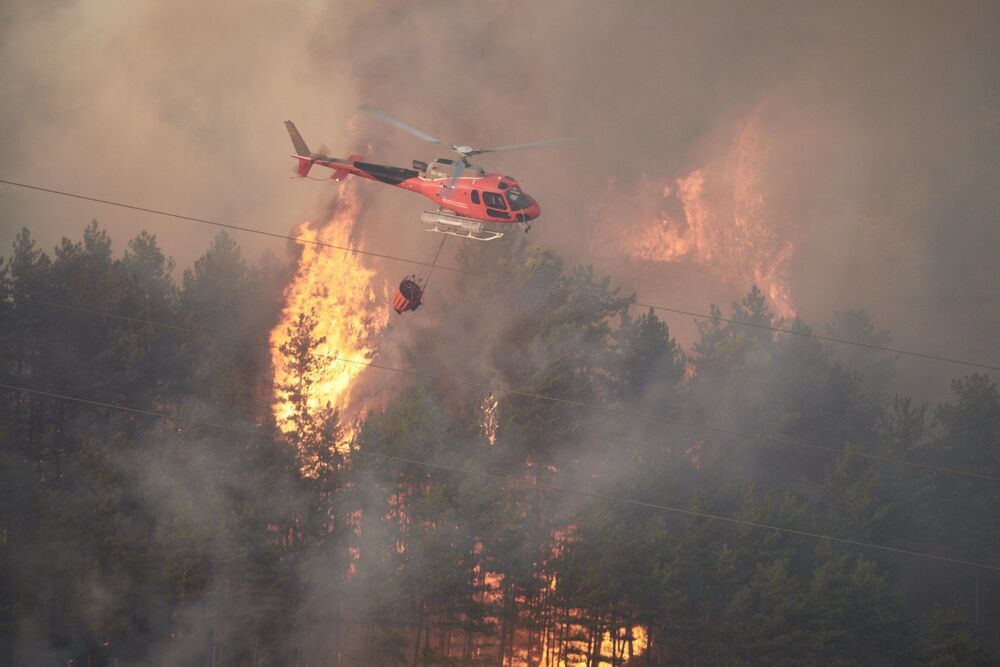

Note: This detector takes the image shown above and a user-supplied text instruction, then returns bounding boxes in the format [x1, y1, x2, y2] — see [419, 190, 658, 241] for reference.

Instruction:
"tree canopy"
[1, 223, 996, 665]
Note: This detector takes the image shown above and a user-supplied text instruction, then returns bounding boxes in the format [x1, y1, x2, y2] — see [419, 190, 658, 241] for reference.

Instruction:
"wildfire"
[538, 617, 648, 667]
[480, 392, 500, 445]
[532, 529, 648, 666]
[270, 182, 389, 456]
[598, 112, 797, 319]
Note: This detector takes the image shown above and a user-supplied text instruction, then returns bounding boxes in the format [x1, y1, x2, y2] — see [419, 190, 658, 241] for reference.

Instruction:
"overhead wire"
[2, 177, 997, 373]
[0, 380, 996, 572]
[16, 294, 1000, 484]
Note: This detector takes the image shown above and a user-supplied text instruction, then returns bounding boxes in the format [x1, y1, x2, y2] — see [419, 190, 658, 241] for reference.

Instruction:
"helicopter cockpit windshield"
[506, 188, 535, 211]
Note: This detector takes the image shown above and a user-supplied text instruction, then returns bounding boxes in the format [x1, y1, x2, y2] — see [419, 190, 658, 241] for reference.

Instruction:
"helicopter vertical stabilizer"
[286, 121, 316, 177]
[285, 121, 310, 156]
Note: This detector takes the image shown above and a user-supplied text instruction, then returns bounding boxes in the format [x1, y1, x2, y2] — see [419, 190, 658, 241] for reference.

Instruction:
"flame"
[599, 113, 796, 320]
[270, 182, 388, 461]
[538, 613, 648, 666]
[533, 529, 647, 665]
[480, 392, 500, 445]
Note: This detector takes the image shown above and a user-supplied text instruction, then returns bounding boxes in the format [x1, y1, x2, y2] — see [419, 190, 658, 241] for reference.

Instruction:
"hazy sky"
[1, 0, 997, 396]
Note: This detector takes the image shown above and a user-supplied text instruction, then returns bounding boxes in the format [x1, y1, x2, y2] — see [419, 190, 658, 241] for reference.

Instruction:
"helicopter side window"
[506, 189, 535, 211]
[471, 190, 481, 205]
[482, 191, 507, 209]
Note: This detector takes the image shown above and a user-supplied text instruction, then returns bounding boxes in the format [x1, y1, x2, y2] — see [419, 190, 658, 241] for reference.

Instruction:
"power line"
[1, 380, 995, 572]
[2, 177, 997, 373]
[18, 294, 1000, 485]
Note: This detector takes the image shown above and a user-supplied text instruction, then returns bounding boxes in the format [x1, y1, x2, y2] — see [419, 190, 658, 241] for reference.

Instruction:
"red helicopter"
[285, 105, 582, 241]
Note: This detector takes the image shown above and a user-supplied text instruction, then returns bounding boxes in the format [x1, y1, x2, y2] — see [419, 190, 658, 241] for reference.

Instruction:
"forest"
[1, 221, 998, 666]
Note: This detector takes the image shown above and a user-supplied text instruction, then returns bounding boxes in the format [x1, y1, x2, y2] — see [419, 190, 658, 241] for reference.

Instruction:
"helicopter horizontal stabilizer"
[330, 154, 363, 181]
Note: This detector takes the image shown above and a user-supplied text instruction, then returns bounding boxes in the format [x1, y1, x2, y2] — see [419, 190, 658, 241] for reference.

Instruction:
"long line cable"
[17, 294, 1000, 484]
[2, 177, 997, 373]
[420, 234, 447, 290]
[0, 380, 995, 572]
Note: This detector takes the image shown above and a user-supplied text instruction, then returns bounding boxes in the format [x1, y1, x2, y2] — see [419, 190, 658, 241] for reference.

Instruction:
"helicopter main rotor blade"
[471, 137, 586, 155]
[359, 104, 447, 146]
[444, 159, 466, 191]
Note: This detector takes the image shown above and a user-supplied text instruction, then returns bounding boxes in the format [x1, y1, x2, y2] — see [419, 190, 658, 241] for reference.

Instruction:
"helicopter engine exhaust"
[420, 209, 504, 242]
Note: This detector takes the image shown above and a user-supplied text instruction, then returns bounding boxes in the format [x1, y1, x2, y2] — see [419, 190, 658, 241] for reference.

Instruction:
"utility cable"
[17, 294, 1000, 484]
[2, 178, 997, 373]
[0, 381, 996, 572]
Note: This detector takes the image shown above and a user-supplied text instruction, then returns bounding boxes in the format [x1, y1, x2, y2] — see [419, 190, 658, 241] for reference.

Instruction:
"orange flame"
[535, 529, 648, 665]
[480, 392, 500, 446]
[601, 114, 797, 320]
[538, 620, 648, 666]
[270, 182, 388, 457]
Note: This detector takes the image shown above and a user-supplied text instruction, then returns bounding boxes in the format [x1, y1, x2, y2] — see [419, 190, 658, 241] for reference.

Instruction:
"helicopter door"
[482, 191, 506, 209]
[482, 191, 509, 218]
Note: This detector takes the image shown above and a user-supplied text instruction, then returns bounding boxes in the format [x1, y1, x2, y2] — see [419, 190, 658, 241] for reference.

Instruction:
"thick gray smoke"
[2, 1, 997, 397]
[3, 3, 999, 663]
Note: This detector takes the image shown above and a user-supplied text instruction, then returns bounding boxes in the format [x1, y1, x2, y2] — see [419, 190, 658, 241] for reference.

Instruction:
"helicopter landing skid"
[420, 210, 504, 242]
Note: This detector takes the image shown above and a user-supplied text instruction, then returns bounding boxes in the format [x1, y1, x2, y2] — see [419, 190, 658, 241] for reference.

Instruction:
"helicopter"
[285, 105, 582, 241]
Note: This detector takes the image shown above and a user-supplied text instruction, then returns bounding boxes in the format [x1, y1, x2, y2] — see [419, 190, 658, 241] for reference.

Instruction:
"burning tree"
[276, 309, 344, 478]
[3, 223, 993, 665]
[269, 183, 388, 469]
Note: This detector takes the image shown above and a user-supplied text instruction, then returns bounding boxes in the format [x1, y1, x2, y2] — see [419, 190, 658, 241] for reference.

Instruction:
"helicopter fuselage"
[297, 154, 542, 227]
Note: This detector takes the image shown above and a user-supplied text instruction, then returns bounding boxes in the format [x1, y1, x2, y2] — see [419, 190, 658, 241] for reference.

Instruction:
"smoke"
[2, 0, 999, 661]
[0, 1, 347, 268]
[314, 1, 998, 400]
[5, 0, 996, 396]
